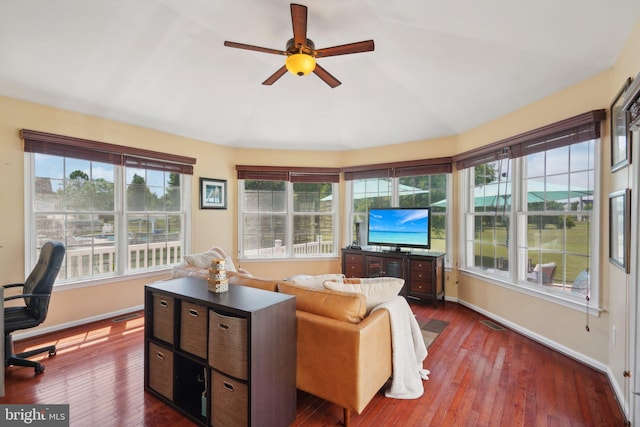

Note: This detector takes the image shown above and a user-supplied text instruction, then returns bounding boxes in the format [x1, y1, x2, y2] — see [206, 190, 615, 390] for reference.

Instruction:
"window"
[23, 130, 195, 284]
[457, 110, 604, 304]
[237, 166, 339, 258]
[464, 157, 512, 278]
[344, 158, 453, 255]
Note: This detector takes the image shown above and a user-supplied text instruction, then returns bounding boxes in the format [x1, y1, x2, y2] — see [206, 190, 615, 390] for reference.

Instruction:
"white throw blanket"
[372, 296, 430, 399]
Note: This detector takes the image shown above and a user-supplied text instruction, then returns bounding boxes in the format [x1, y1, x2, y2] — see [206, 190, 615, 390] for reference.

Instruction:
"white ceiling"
[1, 0, 639, 151]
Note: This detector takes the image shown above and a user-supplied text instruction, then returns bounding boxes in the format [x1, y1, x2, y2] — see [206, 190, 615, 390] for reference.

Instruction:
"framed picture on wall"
[610, 77, 632, 172]
[609, 188, 631, 273]
[200, 178, 227, 209]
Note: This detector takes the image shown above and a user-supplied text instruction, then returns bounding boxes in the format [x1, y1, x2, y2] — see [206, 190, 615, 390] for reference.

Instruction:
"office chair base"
[5, 336, 56, 374]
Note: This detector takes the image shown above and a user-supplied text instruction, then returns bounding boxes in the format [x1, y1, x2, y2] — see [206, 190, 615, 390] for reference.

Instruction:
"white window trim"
[24, 153, 192, 287]
[457, 140, 601, 313]
[344, 175, 453, 266]
[238, 180, 339, 260]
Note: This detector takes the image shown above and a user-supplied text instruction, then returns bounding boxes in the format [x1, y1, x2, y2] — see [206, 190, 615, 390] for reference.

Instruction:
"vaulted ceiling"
[2, 1, 639, 151]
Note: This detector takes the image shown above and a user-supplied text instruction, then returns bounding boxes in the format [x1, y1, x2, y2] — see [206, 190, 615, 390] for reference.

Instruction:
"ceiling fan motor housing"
[285, 38, 316, 75]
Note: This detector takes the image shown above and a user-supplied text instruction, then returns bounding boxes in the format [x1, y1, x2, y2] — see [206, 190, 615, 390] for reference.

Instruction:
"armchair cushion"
[288, 273, 346, 289]
[278, 282, 366, 324]
[183, 247, 237, 272]
[324, 277, 405, 314]
[227, 271, 280, 292]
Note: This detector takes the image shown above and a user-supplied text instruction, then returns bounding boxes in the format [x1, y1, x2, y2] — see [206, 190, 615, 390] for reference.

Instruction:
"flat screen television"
[367, 207, 431, 251]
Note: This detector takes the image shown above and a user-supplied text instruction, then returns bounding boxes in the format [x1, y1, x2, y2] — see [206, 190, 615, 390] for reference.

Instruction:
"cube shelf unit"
[144, 277, 296, 426]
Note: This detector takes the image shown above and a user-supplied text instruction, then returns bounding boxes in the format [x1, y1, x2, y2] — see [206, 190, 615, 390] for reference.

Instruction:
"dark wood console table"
[144, 277, 296, 426]
[342, 248, 445, 307]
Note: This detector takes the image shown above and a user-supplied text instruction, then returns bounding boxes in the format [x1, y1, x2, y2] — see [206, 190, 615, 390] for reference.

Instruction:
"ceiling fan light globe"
[285, 53, 316, 76]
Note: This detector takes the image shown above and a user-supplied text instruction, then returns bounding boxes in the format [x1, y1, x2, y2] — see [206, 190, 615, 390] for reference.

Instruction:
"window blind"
[236, 165, 340, 183]
[21, 129, 196, 175]
[342, 157, 453, 180]
[453, 110, 606, 170]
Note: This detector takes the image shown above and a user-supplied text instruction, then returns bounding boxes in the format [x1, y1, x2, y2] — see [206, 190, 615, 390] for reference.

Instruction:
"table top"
[146, 276, 294, 314]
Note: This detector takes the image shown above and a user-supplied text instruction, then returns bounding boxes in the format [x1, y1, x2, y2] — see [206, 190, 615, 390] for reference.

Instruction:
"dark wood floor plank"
[0, 302, 626, 426]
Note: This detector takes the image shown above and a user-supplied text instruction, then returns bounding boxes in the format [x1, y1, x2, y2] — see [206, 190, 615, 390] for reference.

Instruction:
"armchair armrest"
[3, 283, 25, 289]
[295, 308, 392, 414]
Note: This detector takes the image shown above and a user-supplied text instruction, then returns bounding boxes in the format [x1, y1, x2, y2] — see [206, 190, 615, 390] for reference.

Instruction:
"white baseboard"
[456, 298, 629, 421]
[12, 305, 145, 341]
[456, 298, 607, 372]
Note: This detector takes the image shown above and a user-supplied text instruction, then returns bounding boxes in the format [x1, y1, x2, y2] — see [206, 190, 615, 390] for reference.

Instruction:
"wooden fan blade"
[313, 64, 341, 88]
[262, 65, 288, 85]
[291, 3, 308, 46]
[315, 40, 375, 58]
[224, 41, 287, 56]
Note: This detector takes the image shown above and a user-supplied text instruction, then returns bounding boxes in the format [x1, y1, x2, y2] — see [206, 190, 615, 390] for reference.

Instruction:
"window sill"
[53, 268, 173, 292]
[239, 256, 339, 262]
[459, 268, 602, 317]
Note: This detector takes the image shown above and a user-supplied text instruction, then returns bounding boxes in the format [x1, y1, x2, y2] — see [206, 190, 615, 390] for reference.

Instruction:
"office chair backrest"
[23, 240, 66, 323]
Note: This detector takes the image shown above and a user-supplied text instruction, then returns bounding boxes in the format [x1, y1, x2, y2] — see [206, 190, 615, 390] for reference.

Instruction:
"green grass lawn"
[474, 220, 590, 283]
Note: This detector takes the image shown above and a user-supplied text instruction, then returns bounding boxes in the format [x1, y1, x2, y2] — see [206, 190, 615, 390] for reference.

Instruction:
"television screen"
[367, 207, 431, 250]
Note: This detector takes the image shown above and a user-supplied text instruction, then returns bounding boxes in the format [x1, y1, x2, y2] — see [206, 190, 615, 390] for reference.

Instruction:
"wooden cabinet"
[341, 248, 445, 307]
[407, 255, 444, 304]
[145, 277, 296, 427]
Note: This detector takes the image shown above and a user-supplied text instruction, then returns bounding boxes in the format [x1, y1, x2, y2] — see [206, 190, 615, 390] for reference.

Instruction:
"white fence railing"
[64, 241, 182, 277]
[244, 237, 334, 257]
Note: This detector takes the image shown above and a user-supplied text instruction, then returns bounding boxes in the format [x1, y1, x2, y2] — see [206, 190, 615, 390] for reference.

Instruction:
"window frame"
[344, 173, 453, 266]
[237, 179, 339, 259]
[457, 111, 604, 313]
[22, 130, 194, 289]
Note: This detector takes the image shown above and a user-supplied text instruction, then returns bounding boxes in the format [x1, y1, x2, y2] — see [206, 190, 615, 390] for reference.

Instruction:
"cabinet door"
[367, 256, 405, 279]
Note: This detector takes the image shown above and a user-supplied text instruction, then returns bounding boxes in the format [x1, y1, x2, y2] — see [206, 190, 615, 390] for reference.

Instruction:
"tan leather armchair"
[278, 281, 392, 426]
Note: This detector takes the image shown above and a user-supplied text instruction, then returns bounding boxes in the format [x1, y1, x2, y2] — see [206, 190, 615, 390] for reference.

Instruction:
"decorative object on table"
[208, 259, 228, 293]
[200, 177, 227, 209]
[610, 77, 632, 172]
[609, 188, 631, 273]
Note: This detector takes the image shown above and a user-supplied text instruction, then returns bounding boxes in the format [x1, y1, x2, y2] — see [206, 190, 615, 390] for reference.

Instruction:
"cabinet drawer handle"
[156, 351, 165, 360]
[223, 381, 235, 392]
[189, 308, 199, 317]
[218, 323, 229, 330]
[160, 299, 168, 308]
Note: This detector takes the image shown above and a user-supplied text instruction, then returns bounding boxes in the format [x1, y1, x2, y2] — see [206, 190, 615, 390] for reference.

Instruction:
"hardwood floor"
[0, 302, 625, 426]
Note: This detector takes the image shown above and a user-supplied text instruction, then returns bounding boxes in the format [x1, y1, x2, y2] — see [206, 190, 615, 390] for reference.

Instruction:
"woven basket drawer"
[179, 301, 208, 359]
[208, 310, 248, 380]
[152, 293, 174, 344]
[148, 342, 173, 400]
[211, 371, 248, 427]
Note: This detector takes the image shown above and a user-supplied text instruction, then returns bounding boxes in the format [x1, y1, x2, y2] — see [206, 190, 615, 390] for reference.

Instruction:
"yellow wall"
[0, 18, 639, 410]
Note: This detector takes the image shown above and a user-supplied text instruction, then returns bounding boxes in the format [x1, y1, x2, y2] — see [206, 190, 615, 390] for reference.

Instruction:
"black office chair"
[4, 240, 65, 374]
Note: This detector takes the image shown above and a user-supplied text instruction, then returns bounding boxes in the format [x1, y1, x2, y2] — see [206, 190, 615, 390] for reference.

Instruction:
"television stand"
[341, 248, 445, 307]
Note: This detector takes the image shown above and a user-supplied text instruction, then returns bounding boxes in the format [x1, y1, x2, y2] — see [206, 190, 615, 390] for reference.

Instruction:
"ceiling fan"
[224, 3, 374, 88]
